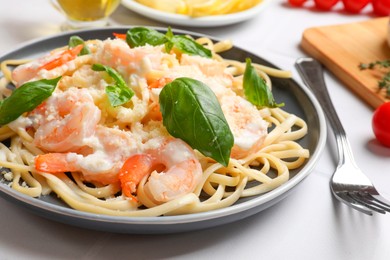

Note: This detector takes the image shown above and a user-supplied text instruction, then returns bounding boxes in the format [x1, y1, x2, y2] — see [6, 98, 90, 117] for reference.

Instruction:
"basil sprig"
[126, 27, 212, 58]
[243, 58, 284, 108]
[0, 77, 61, 126]
[92, 64, 134, 107]
[159, 77, 233, 166]
[69, 35, 90, 56]
[126, 27, 167, 48]
[164, 28, 212, 58]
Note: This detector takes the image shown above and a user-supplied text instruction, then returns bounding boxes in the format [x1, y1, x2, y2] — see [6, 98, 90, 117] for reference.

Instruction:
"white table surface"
[1, 1, 390, 259]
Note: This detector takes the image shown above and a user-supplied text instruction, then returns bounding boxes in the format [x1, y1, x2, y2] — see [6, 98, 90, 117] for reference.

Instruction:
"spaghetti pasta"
[0, 29, 309, 217]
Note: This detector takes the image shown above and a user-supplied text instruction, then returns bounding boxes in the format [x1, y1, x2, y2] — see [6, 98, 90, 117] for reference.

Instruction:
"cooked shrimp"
[12, 45, 85, 86]
[97, 39, 166, 79]
[220, 93, 268, 159]
[35, 125, 138, 185]
[31, 87, 101, 153]
[180, 54, 227, 77]
[118, 138, 202, 203]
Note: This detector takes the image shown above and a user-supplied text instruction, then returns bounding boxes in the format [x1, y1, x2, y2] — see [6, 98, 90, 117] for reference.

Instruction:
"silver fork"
[295, 57, 390, 215]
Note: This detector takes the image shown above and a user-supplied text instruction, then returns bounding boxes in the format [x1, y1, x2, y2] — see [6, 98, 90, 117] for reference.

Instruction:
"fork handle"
[295, 57, 351, 164]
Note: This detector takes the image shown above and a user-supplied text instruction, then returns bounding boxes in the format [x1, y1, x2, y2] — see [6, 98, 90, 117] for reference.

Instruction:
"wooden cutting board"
[301, 17, 390, 109]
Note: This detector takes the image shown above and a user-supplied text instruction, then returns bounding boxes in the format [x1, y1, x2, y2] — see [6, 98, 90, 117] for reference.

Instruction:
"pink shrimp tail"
[118, 154, 155, 200]
[35, 153, 78, 173]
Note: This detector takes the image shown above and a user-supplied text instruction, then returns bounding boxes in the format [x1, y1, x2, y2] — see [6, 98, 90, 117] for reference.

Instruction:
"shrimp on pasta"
[0, 27, 309, 217]
[32, 87, 101, 153]
[119, 138, 202, 204]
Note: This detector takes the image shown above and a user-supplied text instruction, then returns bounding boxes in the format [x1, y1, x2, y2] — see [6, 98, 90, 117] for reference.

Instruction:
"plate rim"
[0, 26, 327, 230]
[120, 0, 272, 27]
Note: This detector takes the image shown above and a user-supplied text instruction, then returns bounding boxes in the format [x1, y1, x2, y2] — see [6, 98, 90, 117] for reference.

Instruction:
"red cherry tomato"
[314, 0, 340, 10]
[288, 0, 308, 6]
[372, 102, 390, 147]
[372, 0, 390, 16]
[342, 0, 371, 13]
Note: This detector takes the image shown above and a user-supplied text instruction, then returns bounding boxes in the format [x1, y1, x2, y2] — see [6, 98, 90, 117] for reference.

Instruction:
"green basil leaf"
[126, 27, 212, 58]
[165, 26, 174, 41]
[243, 58, 284, 108]
[91, 64, 134, 107]
[105, 85, 129, 107]
[171, 35, 212, 58]
[0, 77, 61, 126]
[164, 27, 175, 53]
[68, 35, 90, 56]
[159, 77, 233, 166]
[126, 27, 167, 48]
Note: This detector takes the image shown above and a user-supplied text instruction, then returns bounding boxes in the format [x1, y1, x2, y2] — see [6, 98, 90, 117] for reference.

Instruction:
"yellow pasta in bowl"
[121, 0, 272, 27]
[135, 0, 263, 17]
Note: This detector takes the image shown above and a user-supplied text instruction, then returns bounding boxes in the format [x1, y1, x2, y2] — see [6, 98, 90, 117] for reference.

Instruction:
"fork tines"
[347, 192, 390, 215]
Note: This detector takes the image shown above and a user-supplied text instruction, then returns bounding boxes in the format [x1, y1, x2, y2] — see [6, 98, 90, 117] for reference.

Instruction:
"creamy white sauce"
[7, 115, 33, 131]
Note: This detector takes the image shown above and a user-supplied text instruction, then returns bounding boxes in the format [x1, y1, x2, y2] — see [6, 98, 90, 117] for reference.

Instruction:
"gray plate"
[0, 27, 326, 234]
